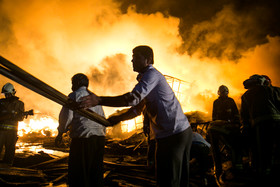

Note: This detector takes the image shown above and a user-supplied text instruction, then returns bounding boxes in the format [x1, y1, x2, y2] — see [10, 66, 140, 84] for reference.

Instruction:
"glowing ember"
[18, 116, 58, 137]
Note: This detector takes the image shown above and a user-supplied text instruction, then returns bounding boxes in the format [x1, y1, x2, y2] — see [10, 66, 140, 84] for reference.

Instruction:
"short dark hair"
[71, 73, 89, 90]
[133, 45, 154, 64]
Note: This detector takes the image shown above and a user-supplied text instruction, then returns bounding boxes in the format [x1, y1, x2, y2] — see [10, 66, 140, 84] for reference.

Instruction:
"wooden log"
[0, 166, 45, 177]
[27, 155, 68, 169]
[50, 173, 68, 184]
[0, 56, 110, 126]
[103, 160, 147, 169]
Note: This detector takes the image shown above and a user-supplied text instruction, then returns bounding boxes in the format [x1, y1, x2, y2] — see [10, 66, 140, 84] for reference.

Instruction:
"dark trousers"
[207, 123, 242, 174]
[68, 135, 105, 187]
[156, 127, 193, 187]
[190, 143, 210, 175]
[251, 122, 280, 178]
[147, 138, 156, 168]
[0, 130, 17, 165]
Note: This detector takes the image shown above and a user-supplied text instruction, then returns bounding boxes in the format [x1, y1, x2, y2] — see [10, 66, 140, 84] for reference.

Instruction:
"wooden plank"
[27, 155, 68, 169]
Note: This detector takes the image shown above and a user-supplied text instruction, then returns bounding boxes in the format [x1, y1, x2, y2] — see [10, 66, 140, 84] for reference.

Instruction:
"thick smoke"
[89, 54, 136, 96]
[0, 0, 279, 120]
[117, 0, 280, 60]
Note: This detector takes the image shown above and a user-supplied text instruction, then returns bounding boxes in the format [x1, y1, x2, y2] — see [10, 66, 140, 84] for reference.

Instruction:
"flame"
[121, 119, 136, 133]
[18, 116, 58, 137]
[0, 0, 279, 124]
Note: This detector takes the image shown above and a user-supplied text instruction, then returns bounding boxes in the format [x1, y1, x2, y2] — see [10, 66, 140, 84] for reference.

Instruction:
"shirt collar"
[137, 64, 153, 81]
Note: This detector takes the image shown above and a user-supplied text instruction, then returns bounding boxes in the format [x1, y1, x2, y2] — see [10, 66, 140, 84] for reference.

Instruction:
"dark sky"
[116, 0, 280, 60]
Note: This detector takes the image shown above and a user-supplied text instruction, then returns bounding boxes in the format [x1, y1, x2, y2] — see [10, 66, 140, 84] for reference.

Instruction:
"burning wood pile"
[0, 131, 155, 186]
[0, 57, 258, 187]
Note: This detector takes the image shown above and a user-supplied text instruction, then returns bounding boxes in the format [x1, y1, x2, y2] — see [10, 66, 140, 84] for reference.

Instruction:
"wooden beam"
[0, 56, 110, 126]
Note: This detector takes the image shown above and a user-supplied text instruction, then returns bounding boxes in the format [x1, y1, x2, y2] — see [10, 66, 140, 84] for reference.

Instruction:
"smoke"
[0, 0, 279, 120]
[89, 54, 136, 95]
[118, 0, 280, 60]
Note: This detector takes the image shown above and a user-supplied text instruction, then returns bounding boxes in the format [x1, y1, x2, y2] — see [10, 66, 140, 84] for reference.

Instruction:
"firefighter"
[0, 83, 25, 166]
[241, 74, 280, 183]
[207, 85, 243, 182]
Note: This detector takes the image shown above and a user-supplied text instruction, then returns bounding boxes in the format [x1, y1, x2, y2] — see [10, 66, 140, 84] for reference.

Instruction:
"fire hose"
[0, 56, 111, 127]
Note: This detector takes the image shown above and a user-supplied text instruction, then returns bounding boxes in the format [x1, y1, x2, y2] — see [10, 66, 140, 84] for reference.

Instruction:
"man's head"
[71, 73, 89, 91]
[132, 45, 154, 73]
[243, 74, 266, 89]
[218, 85, 229, 97]
[1, 83, 16, 98]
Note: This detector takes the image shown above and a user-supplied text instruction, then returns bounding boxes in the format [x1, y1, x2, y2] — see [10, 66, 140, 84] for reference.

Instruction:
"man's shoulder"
[69, 87, 89, 101]
[144, 65, 164, 79]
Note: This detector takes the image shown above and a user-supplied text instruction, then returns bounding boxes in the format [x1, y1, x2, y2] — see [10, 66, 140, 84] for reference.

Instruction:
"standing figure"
[55, 73, 106, 187]
[0, 83, 24, 166]
[207, 85, 242, 181]
[80, 45, 193, 187]
[241, 74, 280, 183]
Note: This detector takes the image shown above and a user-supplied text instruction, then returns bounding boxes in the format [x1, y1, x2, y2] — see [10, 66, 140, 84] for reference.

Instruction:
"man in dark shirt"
[241, 74, 280, 184]
[208, 85, 242, 181]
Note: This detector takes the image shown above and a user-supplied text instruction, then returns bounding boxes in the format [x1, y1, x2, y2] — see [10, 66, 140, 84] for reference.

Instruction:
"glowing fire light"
[121, 119, 137, 133]
[18, 116, 59, 137]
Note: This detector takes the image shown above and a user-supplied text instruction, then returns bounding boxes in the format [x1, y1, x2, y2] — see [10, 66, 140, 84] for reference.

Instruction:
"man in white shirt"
[56, 73, 106, 187]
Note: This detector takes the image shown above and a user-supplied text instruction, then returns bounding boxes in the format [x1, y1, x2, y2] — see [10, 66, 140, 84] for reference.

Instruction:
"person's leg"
[222, 126, 244, 172]
[156, 127, 192, 187]
[88, 135, 105, 187]
[0, 131, 6, 161]
[147, 138, 156, 169]
[180, 127, 193, 187]
[208, 128, 223, 176]
[68, 138, 86, 187]
[3, 130, 17, 165]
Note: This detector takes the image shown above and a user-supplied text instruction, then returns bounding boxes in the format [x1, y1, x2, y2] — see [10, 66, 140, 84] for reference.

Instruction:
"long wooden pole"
[0, 56, 110, 127]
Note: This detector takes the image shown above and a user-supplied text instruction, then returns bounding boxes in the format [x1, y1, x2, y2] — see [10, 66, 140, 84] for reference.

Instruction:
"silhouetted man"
[80, 45, 193, 187]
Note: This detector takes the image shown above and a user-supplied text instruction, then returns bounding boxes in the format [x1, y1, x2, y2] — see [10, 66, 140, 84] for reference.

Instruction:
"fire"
[1, 0, 279, 133]
[121, 119, 136, 133]
[18, 116, 58, 137]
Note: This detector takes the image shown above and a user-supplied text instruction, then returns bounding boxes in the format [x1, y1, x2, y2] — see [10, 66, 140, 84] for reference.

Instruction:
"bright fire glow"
[121, 119, 137, 133]
[18, 116, 59, 137]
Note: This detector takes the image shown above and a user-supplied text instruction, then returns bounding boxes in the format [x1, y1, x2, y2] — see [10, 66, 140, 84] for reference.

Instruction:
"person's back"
[135, 65, 189, 139]
[241, 85, 280, 126]
[66, 86, 105, 138]
[212, 96, 240, 123]
[0, 96, 24, 127]
[241, 75, 280, 181]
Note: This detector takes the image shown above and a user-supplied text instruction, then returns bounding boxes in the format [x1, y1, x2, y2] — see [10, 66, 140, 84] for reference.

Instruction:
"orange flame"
[18, 116, 58, 137]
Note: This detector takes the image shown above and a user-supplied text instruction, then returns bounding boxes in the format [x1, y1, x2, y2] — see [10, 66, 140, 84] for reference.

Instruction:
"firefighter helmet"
[243, 74, 266, 89]
[1, 83, 16, 95]
[262, 75, 272, 86]
[218, 85, 229, 96]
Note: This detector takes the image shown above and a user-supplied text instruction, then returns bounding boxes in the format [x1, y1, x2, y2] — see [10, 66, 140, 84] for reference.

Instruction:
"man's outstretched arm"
[80, 92, 136, 108]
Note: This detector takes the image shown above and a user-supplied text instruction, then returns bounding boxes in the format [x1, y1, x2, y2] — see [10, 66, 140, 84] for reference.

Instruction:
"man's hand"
[79, 93, 100, 109]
